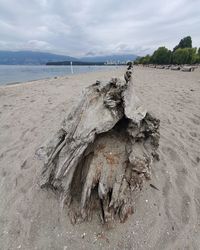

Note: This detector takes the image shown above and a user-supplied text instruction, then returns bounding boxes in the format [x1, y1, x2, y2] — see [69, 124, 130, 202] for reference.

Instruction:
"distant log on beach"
[148, 64, 156, 68]
[143, 64, 196, 72]
[181, 66, 195, 72]
[156, 65, 165, 69]
[36, 64, 160, 224]
[170, 66, 181, 70]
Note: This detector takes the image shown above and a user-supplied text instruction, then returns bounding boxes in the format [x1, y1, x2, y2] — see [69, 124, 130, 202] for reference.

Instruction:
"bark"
[36, 65, 160, 224]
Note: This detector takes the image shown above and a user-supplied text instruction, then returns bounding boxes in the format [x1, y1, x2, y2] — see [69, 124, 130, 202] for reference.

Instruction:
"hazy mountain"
[80, 54, 138, 63]
[0, 51, 77, 65]
[0, 51, 138, 65]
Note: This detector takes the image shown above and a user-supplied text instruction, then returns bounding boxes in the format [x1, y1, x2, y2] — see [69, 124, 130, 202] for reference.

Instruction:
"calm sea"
[0, 65, 119, 85]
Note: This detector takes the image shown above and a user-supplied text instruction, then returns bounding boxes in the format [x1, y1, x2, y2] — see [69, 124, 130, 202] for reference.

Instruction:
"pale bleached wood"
[36, 65, 160, 224]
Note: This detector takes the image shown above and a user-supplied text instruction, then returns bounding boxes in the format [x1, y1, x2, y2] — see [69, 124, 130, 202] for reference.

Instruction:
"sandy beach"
[0, 66, 200, 250]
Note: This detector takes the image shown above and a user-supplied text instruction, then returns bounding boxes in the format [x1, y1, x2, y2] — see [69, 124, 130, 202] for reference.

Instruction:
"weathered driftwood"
[148, 64, 156, 68]
[156, 65, 165, 69]
[181, 66, 195, 72]
[36, 65, 160, 224]
[170, 65, 181, 70]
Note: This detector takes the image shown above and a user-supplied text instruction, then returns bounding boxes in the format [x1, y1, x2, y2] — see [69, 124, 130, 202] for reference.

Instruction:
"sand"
[0, 67, 200, 250]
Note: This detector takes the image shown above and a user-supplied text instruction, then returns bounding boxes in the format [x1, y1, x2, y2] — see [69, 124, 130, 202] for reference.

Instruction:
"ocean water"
[0, 65, 119, 85]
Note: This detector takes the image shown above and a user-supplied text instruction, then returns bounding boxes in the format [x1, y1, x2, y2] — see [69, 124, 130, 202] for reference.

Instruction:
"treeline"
[135, 36, 200, 65]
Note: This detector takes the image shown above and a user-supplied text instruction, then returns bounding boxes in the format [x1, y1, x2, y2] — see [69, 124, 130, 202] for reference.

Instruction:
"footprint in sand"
[181, 194, 191, 225]
[162, 145, 192, 226]
[189, 131, 197, 138]
[194, 187, 200, 222]
[162, 146, 180, 162]
[2, 124, 10, 130]
[190, 117, 200, 125]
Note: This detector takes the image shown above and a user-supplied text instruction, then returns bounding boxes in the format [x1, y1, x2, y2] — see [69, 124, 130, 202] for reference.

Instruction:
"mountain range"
[0, 51, 137, 65]
[0, 51, 77, 65]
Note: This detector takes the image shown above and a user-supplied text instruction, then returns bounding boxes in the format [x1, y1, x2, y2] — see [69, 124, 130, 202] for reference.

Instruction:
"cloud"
[25, 40, 52, 50]
[0, 0, 199, 56]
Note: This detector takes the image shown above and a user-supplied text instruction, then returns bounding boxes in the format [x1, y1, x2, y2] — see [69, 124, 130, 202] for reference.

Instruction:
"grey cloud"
[0, 0, 199, 56]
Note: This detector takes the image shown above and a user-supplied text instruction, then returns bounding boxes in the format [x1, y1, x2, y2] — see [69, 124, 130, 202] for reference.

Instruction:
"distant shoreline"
[46, 61, 105, 66]
[46, 61, 128, 66]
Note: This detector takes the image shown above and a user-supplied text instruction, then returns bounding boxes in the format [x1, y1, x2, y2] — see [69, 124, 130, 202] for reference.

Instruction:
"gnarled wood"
[36, 65, 160, 224]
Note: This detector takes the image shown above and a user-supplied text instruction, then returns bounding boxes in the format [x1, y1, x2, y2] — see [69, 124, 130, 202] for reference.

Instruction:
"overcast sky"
[0, 0, 199, 57]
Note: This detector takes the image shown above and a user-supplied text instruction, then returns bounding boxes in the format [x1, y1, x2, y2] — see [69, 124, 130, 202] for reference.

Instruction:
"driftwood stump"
[36, 65, 160, 224]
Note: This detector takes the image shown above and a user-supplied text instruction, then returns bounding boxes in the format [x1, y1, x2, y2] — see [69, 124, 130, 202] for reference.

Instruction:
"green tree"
[187, 48, 197, 64]
[173, 48, 189, 64]
[133, 57, 141, 65]
[198, 48, 200, 63]
[173, 36, 192, 51]
[173, 48, 198, 64]
[151, 47, 171, 64]
[191, 48, 200, 64]
[139, 55, 151, 64]
[134, 36, 198, 65]
[191, 53, 199, 64]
